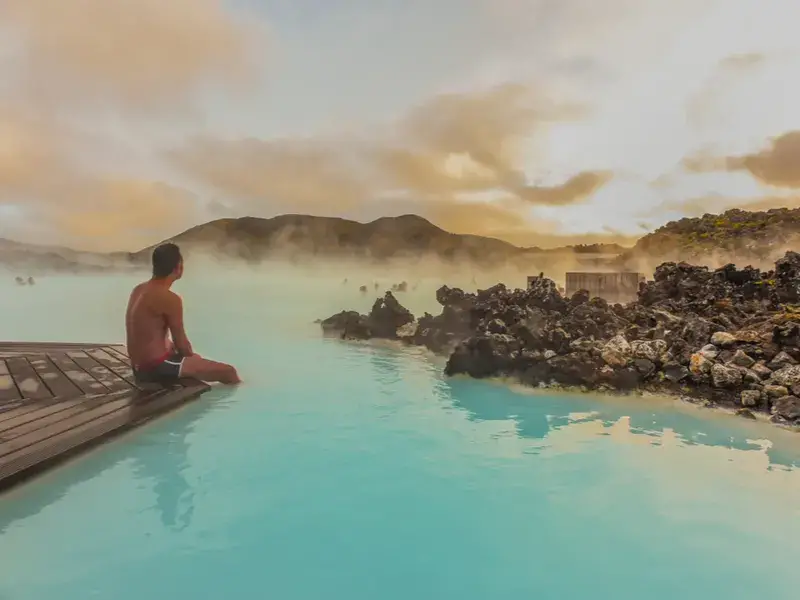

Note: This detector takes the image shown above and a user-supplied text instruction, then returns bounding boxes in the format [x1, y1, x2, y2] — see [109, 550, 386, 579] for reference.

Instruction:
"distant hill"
[131, 214, 629, 268]
[8, 208, 798, 276]
[0, 238, 128, 274]
[618, 207, 800, 270]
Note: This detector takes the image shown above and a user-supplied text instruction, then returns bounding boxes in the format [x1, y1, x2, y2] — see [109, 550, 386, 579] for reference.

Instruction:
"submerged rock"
[772, 396, 800, 422]
[735, 408, 757, 420]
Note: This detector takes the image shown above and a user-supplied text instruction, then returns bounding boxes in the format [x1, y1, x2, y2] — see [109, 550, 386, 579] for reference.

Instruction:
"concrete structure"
[555, 272, 645, 303]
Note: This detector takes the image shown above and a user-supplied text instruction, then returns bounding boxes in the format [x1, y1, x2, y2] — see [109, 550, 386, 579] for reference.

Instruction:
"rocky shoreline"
[319, 252, 800, 428]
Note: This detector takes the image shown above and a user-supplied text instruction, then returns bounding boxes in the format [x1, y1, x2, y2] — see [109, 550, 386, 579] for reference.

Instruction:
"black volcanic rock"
[367, 292, 414, 338]
[320, 292, 414, 341]
[320, 250, 800, 428]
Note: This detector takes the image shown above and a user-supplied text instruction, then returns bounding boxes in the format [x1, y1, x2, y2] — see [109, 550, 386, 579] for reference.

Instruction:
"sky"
[1, 0, 800, 251]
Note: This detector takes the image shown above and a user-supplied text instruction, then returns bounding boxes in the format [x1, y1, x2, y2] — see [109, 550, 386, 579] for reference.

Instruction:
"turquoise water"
[1, 267, 800, 600]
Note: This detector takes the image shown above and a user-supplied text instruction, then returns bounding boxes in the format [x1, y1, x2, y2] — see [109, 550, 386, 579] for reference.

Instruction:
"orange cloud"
[167, 136, 370, 212]
[516, 170, 613, 205]
[683, 131, 800, 188]
[1, 0, 266, 112]
[732, 131, 800, 188]
[0, 107, 199, 250]
[47, 179, 199, 250]
[655, 193, 800, 218]
[169, 84, 607, 229]
[718, 52, 766, 71]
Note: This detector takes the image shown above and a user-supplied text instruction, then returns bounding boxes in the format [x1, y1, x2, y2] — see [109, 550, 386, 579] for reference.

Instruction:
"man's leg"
[181, 354, 241, 384]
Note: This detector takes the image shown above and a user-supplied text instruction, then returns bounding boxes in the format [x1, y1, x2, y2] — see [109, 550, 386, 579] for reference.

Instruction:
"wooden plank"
[0, 397, 97, 435]
[0, 341, 118, 350]
[0, 384, 208, 490]
[0, 397, 137, 483]
[26, 354, 83, 399]
[85, 348, 137, 387]
[0, 394, 135, 458]
[107, 347, 132, 365]
[5, 357, 52, 401]
[0, 393, 105, 422]
[128, 382, 208, 420]
[0, 402, 97, 441]
[110, 344, 129, 358]
[66, 351, 133, 393]
[0, 390, 154, 441]
[0, 360, 22, 403]
[47, 353, 107, 395]
[105, 346, 133, 368]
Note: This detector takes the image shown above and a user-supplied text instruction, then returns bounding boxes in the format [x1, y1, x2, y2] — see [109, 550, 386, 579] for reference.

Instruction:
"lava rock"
[320, 250, 800, 424]
[711, 363, 743, 388]
[740, 390, 761, 407]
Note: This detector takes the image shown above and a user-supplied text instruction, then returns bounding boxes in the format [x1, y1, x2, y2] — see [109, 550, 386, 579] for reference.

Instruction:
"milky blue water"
[1, 267, 799, 600]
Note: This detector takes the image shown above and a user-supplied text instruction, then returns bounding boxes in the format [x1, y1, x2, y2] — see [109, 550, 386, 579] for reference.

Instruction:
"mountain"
[0, 238, 130, 273]
[132, 214, 625, 268]
[3, 214, 629, 273]
[618, 207, 800, 269]
[9, 208, 796, 276]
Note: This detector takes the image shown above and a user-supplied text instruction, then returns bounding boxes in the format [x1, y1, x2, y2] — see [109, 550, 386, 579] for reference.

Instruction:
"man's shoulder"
[128, 282, 146, 300]
[130, 282, 180, 303]
[159, 287, 182, 307]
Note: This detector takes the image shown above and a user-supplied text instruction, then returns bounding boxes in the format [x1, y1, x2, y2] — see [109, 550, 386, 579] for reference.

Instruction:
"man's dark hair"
[152, 243, 182, 278]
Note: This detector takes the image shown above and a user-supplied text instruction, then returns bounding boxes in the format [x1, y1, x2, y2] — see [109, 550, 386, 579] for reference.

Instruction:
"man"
[125, 242, 241, 385]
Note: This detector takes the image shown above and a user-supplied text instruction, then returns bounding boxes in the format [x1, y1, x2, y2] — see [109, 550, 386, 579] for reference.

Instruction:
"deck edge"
[0, 382, 210, 493]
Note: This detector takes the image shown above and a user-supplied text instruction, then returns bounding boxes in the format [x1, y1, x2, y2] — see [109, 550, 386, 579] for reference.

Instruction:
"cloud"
[167, 136, 370, 213]
[0, 0, 271, 249]
[654, 192, 800, 219]
[718, 52, 766, 71]
[169, 84, 609, 232]
[686, 52, 768, 131]
[44, 179, 199, 250]
[683, 131, 800, 188]
[8, 0, 786, 252]
[431, 198, 637, 248]
[0, 0, 266, 113]
[0, 110, 65, 192]
[516, 170, 612, 205]
[359, 194, 637, 248]
[731, 131, 800, 188]
[0, 107, 199, 250]
[375, 84, 602, 203]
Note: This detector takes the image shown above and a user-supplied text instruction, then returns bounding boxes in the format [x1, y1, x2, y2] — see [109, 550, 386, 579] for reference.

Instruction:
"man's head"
[152, 243, 183, 280]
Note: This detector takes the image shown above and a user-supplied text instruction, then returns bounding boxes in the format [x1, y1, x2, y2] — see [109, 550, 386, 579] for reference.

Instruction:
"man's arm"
[164, 292, 194, 357]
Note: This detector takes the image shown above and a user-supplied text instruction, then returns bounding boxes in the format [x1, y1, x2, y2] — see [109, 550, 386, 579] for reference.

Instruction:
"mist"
[0, 252, 616, 349]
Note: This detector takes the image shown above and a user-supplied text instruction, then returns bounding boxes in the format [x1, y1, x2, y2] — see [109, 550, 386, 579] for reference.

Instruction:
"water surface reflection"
[445, 377, 800, 470]
[0, 387, 237, 535]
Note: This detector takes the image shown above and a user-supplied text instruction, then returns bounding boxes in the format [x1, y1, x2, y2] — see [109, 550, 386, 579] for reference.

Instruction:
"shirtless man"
[125, 243, 241, 385]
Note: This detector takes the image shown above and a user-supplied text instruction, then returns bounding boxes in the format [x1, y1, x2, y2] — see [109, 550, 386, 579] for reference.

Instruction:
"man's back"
[126, 281, 174, 368]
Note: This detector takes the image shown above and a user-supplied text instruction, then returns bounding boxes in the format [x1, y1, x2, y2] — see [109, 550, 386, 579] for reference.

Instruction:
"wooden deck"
[0, 342, 210, 492]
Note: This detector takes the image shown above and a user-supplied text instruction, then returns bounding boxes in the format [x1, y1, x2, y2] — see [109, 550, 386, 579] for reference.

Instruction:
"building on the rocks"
[527, 272, 645, 303]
